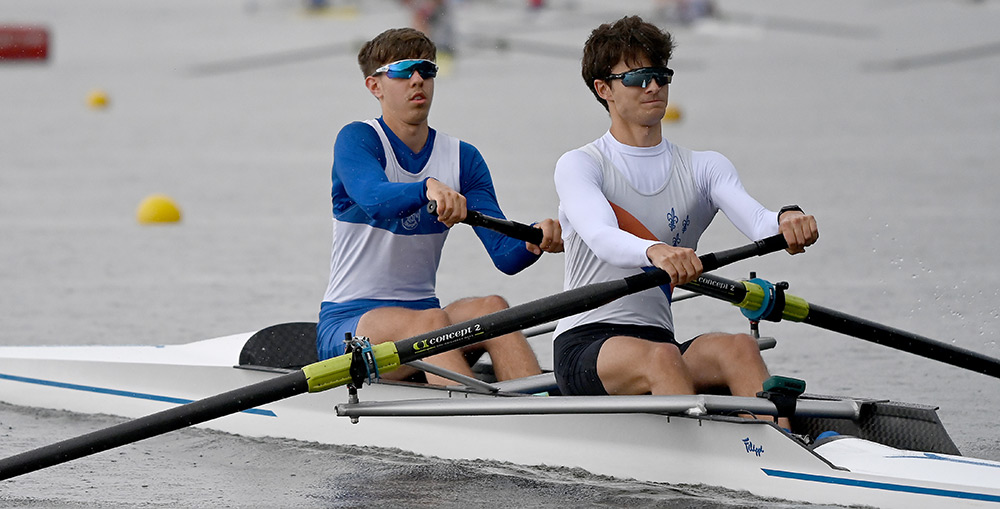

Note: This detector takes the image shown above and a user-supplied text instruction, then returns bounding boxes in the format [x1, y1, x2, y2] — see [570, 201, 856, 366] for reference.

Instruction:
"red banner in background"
[0, 25, 49, 61]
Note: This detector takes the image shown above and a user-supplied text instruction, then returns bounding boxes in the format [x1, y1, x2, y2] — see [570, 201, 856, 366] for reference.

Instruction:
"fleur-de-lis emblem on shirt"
[667, 208, 679, 231]
[682, 215, 690, 234]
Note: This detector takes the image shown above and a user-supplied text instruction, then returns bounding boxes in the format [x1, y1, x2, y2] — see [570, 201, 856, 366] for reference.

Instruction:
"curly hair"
[581, 16, 675, 111]
[357, 28, 437, 77]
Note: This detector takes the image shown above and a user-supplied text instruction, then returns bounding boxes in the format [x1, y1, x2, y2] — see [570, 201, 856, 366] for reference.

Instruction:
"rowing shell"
[1, 324, 998, 508]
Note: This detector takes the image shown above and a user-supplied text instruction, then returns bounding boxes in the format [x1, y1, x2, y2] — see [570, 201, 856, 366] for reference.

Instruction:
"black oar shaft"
[0, 371, 308, 481]
[686, 273, 1000, 380]
[396, 276, 657, 363]
[803, 304, 1000, 379]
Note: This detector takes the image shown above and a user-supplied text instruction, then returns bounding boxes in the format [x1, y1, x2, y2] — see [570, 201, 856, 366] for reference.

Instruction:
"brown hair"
[357, 28, 437, 77]
[581, 16, 675, 111]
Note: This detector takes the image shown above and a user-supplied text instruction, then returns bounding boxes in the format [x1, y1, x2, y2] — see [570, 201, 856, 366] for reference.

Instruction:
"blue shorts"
[317, 297, 440, 359]
[553, 322, 694, 396]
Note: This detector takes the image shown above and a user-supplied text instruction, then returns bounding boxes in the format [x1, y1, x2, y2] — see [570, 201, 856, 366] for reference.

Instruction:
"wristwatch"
[778, 205, 804, 223]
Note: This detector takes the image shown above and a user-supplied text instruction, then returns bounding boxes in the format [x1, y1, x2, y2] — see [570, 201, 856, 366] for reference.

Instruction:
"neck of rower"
[609, 117, 662, 148]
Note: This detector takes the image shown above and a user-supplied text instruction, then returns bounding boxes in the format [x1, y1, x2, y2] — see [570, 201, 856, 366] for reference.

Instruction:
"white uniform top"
[322, 119, 461, 304]
[553, 131, 780, 336]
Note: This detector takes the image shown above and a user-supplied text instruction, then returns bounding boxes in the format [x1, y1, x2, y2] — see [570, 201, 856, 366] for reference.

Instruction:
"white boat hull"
[1, 333, 999, 508]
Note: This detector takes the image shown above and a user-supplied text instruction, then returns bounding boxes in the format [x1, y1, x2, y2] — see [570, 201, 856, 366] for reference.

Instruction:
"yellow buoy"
[136, 194, 182, 224]
[87, 89, 110, 110]
[662, 103, 682, 123]
[436, 52, 455, 78]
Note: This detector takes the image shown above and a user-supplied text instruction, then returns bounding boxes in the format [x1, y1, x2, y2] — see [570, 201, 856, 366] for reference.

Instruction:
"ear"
[594, 79, 614, 104]
[365, 76, 383, 100]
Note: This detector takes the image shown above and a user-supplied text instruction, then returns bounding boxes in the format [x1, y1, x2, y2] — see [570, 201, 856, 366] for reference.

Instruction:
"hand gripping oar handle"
[683, 273, 1000, 380]
[426, 200, 544, 245]
[0, 234, 786, 481]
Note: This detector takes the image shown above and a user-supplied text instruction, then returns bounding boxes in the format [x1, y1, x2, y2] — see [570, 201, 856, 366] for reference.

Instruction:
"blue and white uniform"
[318, 118, 539, 359]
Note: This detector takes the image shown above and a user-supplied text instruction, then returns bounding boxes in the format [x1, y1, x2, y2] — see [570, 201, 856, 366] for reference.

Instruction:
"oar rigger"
[344, 333, 381, 423]
[346, 334, 379, 386]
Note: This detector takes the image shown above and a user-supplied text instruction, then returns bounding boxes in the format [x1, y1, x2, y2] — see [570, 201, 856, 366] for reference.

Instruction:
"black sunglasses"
[604, 67, 674, 88]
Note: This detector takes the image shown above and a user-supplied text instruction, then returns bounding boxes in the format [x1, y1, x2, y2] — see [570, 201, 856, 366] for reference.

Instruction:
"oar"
[520, 291, 700, 339]
[426, 200, 543, 245]
[0, 234, 787, 480]
[681, 274, 1000, 379]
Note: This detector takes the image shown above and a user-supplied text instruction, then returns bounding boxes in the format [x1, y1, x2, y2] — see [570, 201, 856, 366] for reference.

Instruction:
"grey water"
[2, 0, 999, 506]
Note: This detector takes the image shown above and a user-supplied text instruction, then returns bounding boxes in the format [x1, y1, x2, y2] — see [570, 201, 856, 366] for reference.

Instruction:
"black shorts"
[553, 322, 695, 396]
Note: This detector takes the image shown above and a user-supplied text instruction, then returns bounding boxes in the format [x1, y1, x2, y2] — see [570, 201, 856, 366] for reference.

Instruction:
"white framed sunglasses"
[371, 59, 439, 79]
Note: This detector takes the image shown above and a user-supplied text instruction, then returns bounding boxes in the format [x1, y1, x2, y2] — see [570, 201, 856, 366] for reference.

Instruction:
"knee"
[417, 308, 452, 331]
[477, 295, 510, 313]
[643, 343, 692, 392]
[725, 333, 764, 361]
[647, 342, 685, 368]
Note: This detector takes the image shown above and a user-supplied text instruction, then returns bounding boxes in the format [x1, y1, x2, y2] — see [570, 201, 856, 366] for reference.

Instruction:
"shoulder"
[554, 147, 604, 185]
[688, 148, 736, 175]
[556, 146, 602, 170]
[456, 139, 487, 172]
[557, 145, 603, 168]
[458, 139, 482, 158]
[336, 121, 378, 144]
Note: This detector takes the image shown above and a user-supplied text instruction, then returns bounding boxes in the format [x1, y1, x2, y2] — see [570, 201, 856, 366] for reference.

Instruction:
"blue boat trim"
[763, 468, 1000, 502]
[0, 372, 277, 417]
[885, 453, 1000, 469]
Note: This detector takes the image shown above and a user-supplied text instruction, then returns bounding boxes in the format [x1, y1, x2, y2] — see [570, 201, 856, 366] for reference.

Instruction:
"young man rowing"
[319, 28, 562, 384]
[552, 17, 818, 424]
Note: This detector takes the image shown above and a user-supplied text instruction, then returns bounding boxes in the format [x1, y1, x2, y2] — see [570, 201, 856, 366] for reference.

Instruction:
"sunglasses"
[371, 59, 439, 79]
[604, 67, 674, 88]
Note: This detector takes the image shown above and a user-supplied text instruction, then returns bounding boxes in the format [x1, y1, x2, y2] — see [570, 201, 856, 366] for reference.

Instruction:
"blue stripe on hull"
[0, 372, 277, 417]
[763, 468, 1000, 503]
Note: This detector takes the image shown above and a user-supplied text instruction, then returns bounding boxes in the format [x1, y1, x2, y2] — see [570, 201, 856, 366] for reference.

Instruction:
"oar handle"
[426, 200, 544, 245]
[700, 234, 788, 272]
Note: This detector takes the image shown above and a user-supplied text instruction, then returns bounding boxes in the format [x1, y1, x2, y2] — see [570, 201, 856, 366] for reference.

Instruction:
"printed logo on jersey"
[402, 210, 420, 230]
[666, 207, 691, 235]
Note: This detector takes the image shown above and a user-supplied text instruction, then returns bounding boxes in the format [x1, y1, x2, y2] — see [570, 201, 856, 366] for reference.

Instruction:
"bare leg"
[444, 296, 542, 381]
[682, 332, 790, 429]
[355, 295, 542, 385]
[356, 306, 475, 385]
[596, 336, 696, 395]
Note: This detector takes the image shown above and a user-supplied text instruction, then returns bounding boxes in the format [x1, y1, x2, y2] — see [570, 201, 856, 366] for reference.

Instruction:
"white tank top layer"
[553, 131, 780, 336]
